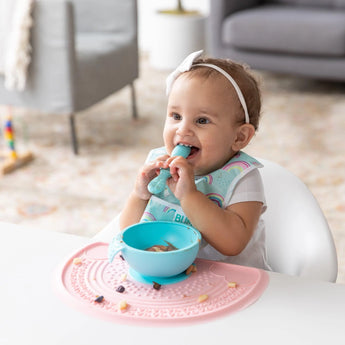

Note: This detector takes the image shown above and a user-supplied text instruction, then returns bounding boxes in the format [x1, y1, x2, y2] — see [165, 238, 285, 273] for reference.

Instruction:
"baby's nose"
[176, 121, 193, 136]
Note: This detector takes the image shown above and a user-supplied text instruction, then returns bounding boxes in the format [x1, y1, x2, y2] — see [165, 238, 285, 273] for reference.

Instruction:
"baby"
[120, 50, 270, 270]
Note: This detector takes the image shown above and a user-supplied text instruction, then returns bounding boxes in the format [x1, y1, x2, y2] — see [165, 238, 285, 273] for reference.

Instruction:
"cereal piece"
[120, 273, 127, 282]
[118, 300, 128, 311]
[116, 285, 125, 293]
[72, 257, 82, 265]
[197, 294, 208, 303]
[228, 282, 237, 288]
[186, 263, 197, 275]
[94, 295, 104, 303]
[185, 265, 194, 275]
[153, 281, 161, 290]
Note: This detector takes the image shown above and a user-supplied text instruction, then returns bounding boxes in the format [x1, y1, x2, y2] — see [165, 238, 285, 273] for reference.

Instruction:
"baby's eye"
[172, 112, 182, 120]
[196, 117, 210, 125]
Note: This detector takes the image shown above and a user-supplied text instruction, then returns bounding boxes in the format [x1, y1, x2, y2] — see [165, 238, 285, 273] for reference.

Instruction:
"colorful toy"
[0, 106, 33, 174]
[148, 144, 191, 194]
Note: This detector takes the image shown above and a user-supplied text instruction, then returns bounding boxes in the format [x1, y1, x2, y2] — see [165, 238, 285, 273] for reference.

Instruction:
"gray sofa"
[208, 0, 345, 81]
[0, 0, 139, 154]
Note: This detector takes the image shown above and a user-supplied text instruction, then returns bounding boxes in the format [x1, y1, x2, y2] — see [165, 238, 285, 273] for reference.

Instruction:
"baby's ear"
[232, 124, 256, 151]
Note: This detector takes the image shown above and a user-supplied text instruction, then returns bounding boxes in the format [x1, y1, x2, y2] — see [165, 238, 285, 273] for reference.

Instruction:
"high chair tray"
[54, 242, 269, 325]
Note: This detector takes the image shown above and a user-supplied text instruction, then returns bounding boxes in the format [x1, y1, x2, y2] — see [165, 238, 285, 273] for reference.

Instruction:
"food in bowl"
[145, 241, 178, 252]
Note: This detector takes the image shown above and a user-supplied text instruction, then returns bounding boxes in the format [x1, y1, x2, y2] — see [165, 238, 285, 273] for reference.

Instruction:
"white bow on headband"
[165, 50, 203, 96]
[165, 50, 250, 124]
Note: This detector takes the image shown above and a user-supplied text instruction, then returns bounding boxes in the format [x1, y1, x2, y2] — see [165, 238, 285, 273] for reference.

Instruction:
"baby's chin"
[193, 166, 212, 177]
[193, 160, 229, 176]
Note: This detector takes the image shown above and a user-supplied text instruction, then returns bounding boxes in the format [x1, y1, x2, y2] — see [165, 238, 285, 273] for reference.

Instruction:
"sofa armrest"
[207, 0, 263, 56]
[26, 0, 76, 112]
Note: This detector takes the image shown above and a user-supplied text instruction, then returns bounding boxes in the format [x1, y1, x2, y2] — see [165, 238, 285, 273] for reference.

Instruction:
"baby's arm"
[182, 194, 262, 255]
[119, 192, 149, 230]
[119, 155, 169, 230]
[168, 156, 262, 256]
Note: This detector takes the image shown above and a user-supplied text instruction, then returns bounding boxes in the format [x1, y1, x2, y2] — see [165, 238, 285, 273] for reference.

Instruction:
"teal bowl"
[108, 221, 201, 278]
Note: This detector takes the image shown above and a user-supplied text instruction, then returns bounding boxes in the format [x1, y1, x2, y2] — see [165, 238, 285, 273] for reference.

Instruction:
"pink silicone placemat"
[54, 242, 269, 325]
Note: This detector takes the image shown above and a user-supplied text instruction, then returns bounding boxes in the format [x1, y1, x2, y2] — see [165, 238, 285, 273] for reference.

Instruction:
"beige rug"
[1, 54, 344, 283]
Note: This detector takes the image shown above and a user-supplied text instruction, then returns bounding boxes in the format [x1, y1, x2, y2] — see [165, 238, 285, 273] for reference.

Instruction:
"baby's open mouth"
[188, 146, 199, 158]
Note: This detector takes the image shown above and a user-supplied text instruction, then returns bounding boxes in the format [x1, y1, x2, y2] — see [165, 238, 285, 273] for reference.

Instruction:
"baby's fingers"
[141, 161, 161, 180]
[169, 165, 179, 181]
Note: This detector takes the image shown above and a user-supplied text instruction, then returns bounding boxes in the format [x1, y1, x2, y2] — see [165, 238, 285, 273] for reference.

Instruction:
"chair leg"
[69, 113, 79, 155]
[130, 82, 138, 119]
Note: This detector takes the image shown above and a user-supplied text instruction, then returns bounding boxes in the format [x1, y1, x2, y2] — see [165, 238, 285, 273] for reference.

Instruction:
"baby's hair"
[189, 57, 262, 130]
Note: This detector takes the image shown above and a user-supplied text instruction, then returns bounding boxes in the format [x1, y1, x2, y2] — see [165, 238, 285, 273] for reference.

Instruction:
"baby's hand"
[166, 156, 196, 200]
[134, 155, 169, 200]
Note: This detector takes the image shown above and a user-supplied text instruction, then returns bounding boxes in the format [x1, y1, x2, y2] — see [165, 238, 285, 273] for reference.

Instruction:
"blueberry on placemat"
[116, 285, 125, 293]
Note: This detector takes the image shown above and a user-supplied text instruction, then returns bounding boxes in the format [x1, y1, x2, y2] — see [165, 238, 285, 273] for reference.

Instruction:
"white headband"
[166, 50, 250, 124]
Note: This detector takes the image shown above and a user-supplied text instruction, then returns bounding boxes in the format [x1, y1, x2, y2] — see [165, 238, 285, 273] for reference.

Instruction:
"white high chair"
[259, 159, 338, 282]
[94, 159, 338, 283]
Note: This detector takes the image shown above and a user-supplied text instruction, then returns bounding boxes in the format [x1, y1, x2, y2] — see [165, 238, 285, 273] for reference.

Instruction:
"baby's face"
[163, 73, 242, 176]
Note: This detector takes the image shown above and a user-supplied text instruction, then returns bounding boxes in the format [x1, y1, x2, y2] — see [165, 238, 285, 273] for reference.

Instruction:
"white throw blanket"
[0, 0, 34, 91]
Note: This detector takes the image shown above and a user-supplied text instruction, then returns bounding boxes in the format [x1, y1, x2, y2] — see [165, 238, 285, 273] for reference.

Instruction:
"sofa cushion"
[267, 0, 345, 9]
[222, 5, 345, 57]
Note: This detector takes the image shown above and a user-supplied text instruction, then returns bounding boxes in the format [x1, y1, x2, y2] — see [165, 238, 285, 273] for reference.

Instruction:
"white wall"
[138, 0, 210, 52]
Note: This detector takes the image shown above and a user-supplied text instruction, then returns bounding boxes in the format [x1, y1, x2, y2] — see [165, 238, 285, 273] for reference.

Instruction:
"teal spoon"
[148, 144, 191, 195]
